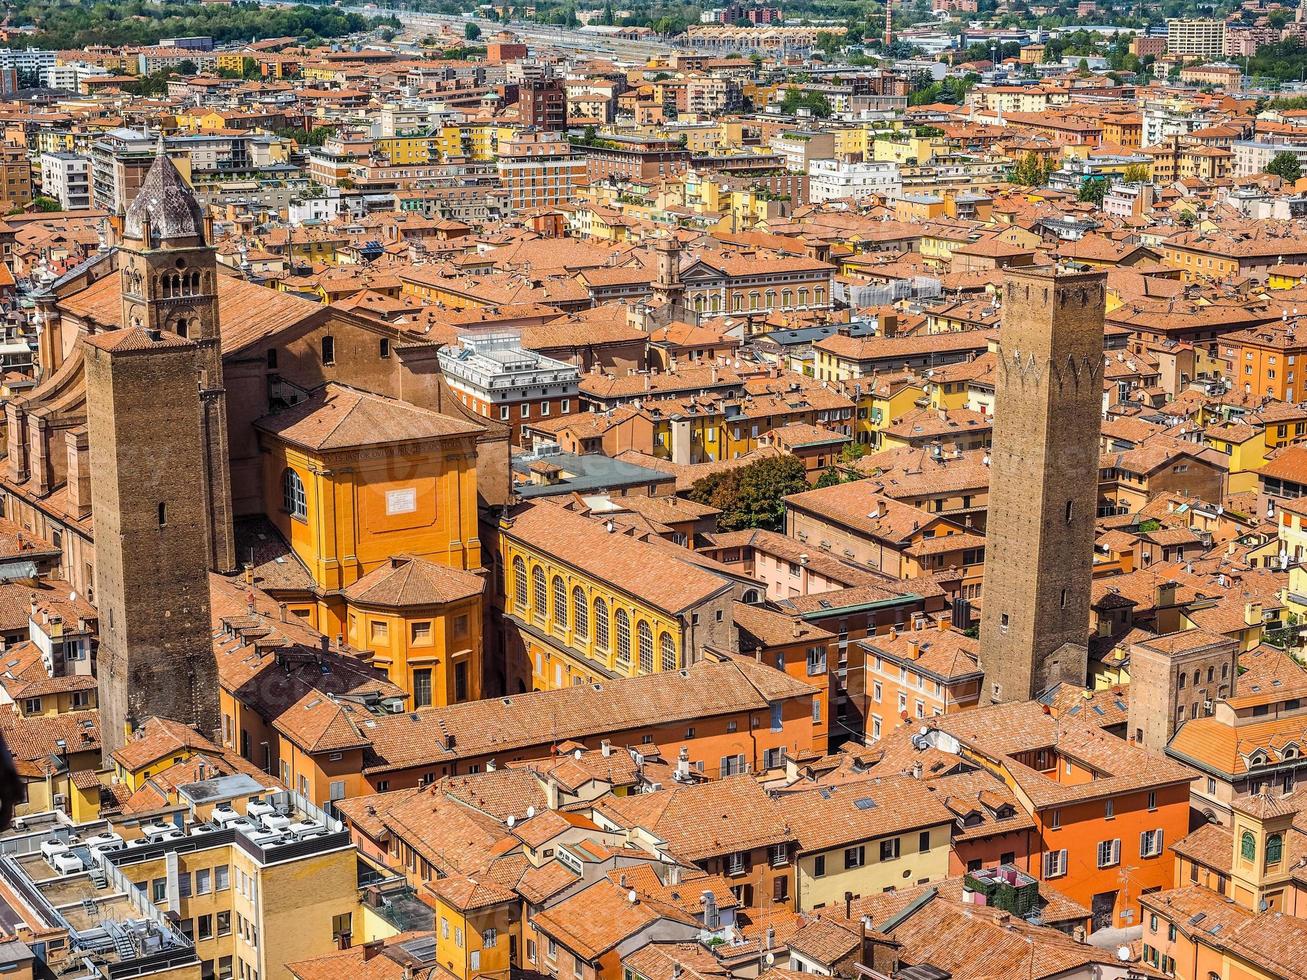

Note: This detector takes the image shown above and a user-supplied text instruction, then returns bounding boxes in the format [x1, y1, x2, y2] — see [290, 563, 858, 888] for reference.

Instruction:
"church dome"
[122, 147, 206, 246]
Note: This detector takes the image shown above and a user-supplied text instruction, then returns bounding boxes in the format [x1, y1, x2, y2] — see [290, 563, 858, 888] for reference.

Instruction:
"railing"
[0, 853, 72, 931]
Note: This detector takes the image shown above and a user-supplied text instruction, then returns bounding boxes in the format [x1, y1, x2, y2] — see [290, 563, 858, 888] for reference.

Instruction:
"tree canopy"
[1267, 151, 1303, 183]
[1078, 175, 1109, 205]
[1010, 151, 1050, 187]
[15, 0, 386, 49]
[687, 456, 809, 532]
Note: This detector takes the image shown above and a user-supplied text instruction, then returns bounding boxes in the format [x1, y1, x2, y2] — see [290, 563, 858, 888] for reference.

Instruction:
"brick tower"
[85, 144, 225, 753]
[116, 139, 234, 574]
[978, 266, 1106, 703]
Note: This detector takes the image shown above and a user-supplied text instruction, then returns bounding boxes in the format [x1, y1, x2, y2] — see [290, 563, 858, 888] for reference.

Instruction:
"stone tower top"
[122, 141, 206, 248]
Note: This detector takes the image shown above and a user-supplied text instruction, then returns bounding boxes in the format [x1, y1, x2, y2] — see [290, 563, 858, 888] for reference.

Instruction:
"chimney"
[362, 940, 385, 961]
[601, 738, 611, 757]
[880, 312, 899, 338]
[1155, 580, 1176, 609]
[676, 745, 690, 781]
[845, 890, 854, 919]
[1245, 601, 1263, 626]
[702, 890, 720, 929]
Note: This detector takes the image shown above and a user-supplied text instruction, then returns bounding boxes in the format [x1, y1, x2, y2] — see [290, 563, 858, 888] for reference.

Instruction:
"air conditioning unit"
[52, 794, 66, 810]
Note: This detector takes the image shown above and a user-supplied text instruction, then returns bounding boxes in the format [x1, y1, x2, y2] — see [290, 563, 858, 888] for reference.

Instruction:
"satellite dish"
[765, 953, 776, 965]
[506, 815, 515, 828]
[527, 805, 536, 818]
[628, 890, 638, 904]
[1116, 947, 1132, 962]
[574, 748, 583, 760]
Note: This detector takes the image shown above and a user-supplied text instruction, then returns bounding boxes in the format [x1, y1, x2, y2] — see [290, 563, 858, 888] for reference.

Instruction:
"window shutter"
[1156, 829, 1164, 852]
[1112, 839, 1121, 865]
[1140, 830, 1148, 856]
[737, 753, 748, 773]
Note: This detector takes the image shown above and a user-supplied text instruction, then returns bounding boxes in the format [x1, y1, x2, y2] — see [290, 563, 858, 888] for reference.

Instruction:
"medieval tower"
[84, 145, 228, 753]
[978, 266, 1106, 703]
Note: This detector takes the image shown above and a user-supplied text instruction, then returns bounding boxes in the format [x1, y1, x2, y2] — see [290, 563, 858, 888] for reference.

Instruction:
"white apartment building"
[39, 152, 91, 210]
[1165, 18, 1226, 57]
[1232, 140, 1307, 179]
[807, 157, 902, 203]
[41, 63, 110, 92]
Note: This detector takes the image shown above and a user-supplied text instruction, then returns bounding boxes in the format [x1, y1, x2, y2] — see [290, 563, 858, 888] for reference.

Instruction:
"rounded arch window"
[1268, 833, 1284, 865]
[594, 597, 610, 652]
[637, 621, 654, 673]
[531, 567, 546, 622]
[282, 468, 306, 520]
[552, 576, 567, 629]
[614, 608, 631, 664]
[512, 557, 527, 610]
[572, 587, 588, 641]
[1241, 830, 1256, 861]
[660, 632, 676, 672]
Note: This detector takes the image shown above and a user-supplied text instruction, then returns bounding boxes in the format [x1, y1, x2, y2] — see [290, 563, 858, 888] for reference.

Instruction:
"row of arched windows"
[511, 555, 680, 674]
[160, 270, 204, 298]
[1241, 829, 1284, 867]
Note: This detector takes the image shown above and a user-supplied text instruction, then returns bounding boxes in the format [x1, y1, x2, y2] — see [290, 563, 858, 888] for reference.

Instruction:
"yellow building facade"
[255, 385, 485, 703]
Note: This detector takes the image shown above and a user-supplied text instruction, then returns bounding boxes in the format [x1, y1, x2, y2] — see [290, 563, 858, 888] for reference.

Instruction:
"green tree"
[1122, 162, 1151, 183]
[1078, 175, 1108, 205]
[29, 195, 61, 212]
[464, 20, 481, 39]
[1267, 150, 1303, 183]
[815, 467, 843, 488]
[779, 87, 832, 117]
[837, 442, 867, 466]
[1011, 151, 1049, 187]
[687, 456, 809, 532]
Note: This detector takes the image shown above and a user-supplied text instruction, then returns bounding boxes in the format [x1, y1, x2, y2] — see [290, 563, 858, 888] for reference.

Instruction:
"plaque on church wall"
[386, 488, 417, 515]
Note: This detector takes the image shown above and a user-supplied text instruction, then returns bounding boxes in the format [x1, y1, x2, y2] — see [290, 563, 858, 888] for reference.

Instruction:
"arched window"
[594, 598, 610, 652]
[615, 609, 631, 664]
[157, 502, 167, 527]
[552, 576, 567, 630]
[282, 468, 306, 520]
[573, 587, 588, 641]
[660, 633, 676, 672]
[1241, 830, 1257, 861]
[638, 621, 654, 673]
[532, 567, 546, 622]
[1268, 833, 1284, 865]
[513, 556, 527, 610]
[1222, 662, 1230, 679]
